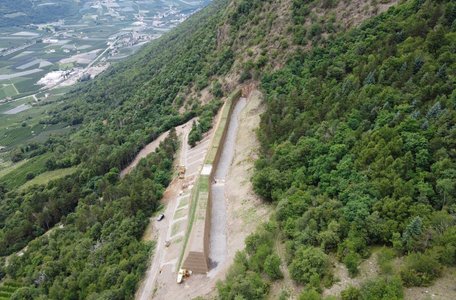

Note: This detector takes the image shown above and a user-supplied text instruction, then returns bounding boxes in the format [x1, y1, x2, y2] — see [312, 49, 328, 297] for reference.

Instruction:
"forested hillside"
[0, 0, 233, 255]
[219, 0, 456, 299]
[0, 0, 455, 298]
[0, 0, 235, 298]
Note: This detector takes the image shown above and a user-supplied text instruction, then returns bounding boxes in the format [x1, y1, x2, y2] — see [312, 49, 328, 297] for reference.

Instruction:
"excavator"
[176, 269, 192, 284]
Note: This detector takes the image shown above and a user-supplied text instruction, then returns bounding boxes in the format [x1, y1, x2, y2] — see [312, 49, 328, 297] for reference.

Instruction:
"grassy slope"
[0, 153, 50, 189]
[19, 167, 77, 191]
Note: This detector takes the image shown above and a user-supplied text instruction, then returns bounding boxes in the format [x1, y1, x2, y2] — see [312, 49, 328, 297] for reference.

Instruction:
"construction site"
[134, 87, 270, 299]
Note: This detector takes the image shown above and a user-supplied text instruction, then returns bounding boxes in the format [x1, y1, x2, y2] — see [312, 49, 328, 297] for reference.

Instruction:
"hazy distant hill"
[0, 0, 85, 27]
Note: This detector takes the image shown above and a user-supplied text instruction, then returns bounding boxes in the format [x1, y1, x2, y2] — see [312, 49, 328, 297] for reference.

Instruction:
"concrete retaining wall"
[181, 90, 241, 273]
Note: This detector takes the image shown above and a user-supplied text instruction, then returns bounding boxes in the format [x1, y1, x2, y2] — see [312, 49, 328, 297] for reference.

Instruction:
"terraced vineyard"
[0, 281, 21, 300]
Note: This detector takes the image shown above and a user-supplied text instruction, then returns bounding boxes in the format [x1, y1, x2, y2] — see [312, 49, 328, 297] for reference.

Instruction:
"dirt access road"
[120, 118, 196, 178]
[136, 119, 214, 300]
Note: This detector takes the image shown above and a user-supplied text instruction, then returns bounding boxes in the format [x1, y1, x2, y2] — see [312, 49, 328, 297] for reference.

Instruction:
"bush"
[426, 245, 455, 267]
[278, 289, 290, 300]
[188, 121, 202, 147]
[299, 288, 322, 300]
[217, 271, 269, 300]
[249, 244, 271, 272]
[264, 253, 283, 280]
[188, 99, 221, 147]
[239, 70, 252, 83]
[341, 286, 361, 300]
[400, 253, 441, 287]
[360, 276, 403, 300]
[377, 248, 396, 275]
[290, 246, 332, 286]
[10, 287, 38, 300]
[212, 81, 223, 98]
[432, 226, 456, 266]
[343, 252, 361, 277]
[337, 234, 369, 260]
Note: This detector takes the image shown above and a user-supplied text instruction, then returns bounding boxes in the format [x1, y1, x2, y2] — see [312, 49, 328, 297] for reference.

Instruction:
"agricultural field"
[0, 97, 68, 147]
[0, 280, 22, 300]
[0, 83, 18, 99]
[0, 153, 51, 190]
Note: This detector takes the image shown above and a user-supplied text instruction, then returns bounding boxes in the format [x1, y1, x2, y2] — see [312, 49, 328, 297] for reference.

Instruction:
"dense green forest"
[3, 133, 177, 299]
[219, 0, 456, 298]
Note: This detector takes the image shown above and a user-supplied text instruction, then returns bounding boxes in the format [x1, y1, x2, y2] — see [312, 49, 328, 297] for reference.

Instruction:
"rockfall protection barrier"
[180, 89, 242, 274]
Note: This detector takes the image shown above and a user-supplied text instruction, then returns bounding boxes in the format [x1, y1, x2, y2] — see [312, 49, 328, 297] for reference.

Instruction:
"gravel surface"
[209, 97, 247, 270]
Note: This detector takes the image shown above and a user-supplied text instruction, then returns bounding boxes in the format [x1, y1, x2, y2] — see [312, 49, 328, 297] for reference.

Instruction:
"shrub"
[343, 252, 361, 277]
[10, 287, 38, 300]
[188, 99, 221, 147]
[217, 271, 269, 300]
[264, 253, 283, 280]
[211, 81, 223, 98]
[239, 70, 251, 83]
[308, 24, 322, 38]
[337, 234, 369, 259]
[432, 226, 456, 266]
[299, 288, 322, 300]
[400, 253, 441, 287]
[341, 286, 361, 300]
[249, 244, 271, 272]
[360, 276, 403, 300]
[245, 231, 273, 254]
[290, 246, 332, 286]
[278, 289, 290, 300]
[188, 123, 202, 147]
[321, 0, 338, 9]
[377, 247, 396, 275]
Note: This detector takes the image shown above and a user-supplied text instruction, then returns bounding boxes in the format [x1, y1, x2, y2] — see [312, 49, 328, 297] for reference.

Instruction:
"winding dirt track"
[120, 118, 196, 178]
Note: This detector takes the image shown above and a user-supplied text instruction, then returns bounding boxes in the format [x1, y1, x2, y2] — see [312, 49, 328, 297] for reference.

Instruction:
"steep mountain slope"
[0, 0, 454, 299]
[0, 0, 231, 257]
[218, 0, 456, 299]
[0, 1, 236, 298]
